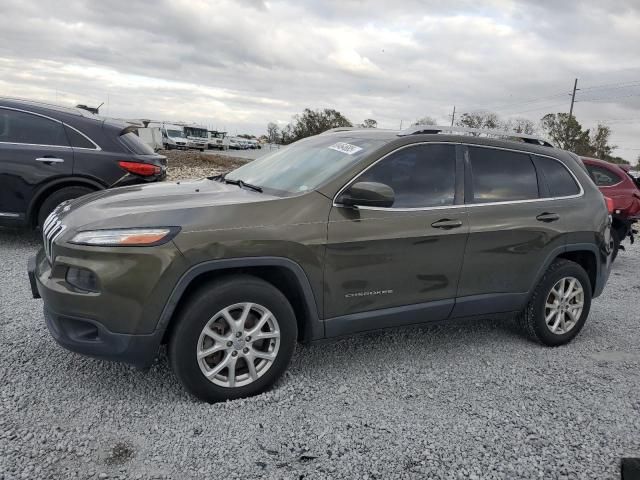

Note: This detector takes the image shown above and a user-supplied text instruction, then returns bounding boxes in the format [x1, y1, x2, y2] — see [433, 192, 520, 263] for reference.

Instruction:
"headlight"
[69, 227, 180, 246]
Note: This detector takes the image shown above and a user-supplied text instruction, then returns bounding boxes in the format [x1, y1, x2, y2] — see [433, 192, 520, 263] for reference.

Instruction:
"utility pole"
[565, 78, 578, 149]
[568, 78, 578, 120]
[450, 105, 456, 127]
[399, 119, 403, 130]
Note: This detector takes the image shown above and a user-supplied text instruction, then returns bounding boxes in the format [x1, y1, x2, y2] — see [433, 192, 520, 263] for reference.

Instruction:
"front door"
[323, 143, 468, 336]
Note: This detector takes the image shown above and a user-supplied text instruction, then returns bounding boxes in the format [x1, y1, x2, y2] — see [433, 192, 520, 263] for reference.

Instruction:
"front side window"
[468, 146, 538, 203]
[355, 143, 456, 208]
[533, 155, 580, 197]
[587, 165, 622, 187]
[0, 108, 68, 146]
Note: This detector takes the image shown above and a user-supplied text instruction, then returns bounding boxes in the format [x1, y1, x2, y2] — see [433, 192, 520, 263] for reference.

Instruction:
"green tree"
[540, 113, 591, 153]
[359, 118, 378, 128]
[456, 111, 500, 134]
[413, 116, 437, 126]
[282, 108, 352, 144]
[590, 124, 616, 160]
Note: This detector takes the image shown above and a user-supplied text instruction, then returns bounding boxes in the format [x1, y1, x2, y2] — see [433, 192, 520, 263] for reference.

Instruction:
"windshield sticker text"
[328, 142, 363, 155]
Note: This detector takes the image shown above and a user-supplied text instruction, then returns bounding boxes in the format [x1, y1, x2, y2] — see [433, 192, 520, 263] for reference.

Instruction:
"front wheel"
[169, 275, 297, 403]
[519, 259, 592, 346]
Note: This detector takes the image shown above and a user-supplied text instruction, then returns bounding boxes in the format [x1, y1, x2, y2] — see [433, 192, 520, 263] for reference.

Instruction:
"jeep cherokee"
[28, 126, 612, 403]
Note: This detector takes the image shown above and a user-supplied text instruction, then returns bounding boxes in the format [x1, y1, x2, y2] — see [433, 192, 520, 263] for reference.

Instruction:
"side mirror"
[337, 181, 395, 208]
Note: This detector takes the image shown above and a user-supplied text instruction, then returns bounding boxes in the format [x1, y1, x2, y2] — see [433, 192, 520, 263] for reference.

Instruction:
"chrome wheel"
[196, 302, 280, 388]
[544, 276, 584, 335]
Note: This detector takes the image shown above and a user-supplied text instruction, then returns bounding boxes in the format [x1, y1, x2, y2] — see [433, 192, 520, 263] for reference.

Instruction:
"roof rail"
[397, 125, 554, 147]
[320, 127, 362, 135]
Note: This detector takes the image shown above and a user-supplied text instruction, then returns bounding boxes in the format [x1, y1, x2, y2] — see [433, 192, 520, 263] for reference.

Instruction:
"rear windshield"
[120, 132, 155, 155]
[226, 135, 387, 196]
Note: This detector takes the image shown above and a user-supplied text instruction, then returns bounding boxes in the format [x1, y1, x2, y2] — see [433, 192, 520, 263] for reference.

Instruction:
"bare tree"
[504, 117, 536, 135]
[266, 122, 279, 143]
[456, 111, 500, 135]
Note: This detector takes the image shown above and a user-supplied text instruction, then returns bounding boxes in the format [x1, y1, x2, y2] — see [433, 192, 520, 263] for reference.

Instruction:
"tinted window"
[0, 108, 68, 146]
[120, 132, 155, 155]
[468, 147, 538, 203]
[357, 144, 456, 208]
[587, 165, 622, 187]
[64, 125, 96, 149]
[533, 155, 580, 197]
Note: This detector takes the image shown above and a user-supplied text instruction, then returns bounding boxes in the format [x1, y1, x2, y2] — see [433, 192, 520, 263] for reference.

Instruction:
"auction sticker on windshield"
[328, 142, 363, 155]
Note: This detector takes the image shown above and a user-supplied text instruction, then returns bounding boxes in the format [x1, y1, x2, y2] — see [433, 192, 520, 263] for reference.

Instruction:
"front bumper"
[28, 243, 186, 368]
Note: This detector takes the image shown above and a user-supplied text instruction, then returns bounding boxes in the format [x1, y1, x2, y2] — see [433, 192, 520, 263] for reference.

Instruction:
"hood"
[58, 178, 277, 231]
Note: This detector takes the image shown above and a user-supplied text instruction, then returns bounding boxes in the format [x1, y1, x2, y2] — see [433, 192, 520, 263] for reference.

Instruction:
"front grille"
[42, 209, 66, 263]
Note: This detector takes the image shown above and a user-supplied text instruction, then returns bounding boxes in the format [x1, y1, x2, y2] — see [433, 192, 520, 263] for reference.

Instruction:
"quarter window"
[468, 147, 538, 203]
[587, 165, 622, 187]
[64, 125, 96, 149]
[533, 155, 580, 197]
[0, 109, 68, 146]
[356, 144, 456, 208]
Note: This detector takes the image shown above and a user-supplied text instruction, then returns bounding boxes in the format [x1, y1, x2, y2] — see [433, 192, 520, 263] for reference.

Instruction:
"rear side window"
[120, 131, 155, 155]
[64, 125, 96, 149]
[587, 165, 622, 187]
[532, 155, 580, 197]
[0, 108, 68, 146]
[467, 146, 538, 203]
[357, 143, 456, 208]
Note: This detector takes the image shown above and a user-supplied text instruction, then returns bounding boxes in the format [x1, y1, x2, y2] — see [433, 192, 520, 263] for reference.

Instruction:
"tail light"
[604, 196, 615, 214]
[118, 161, 161, 177]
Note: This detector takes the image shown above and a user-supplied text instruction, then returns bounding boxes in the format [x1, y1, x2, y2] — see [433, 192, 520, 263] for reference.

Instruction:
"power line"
[579, 79, 640, 91]
[576, 92, 640, 103]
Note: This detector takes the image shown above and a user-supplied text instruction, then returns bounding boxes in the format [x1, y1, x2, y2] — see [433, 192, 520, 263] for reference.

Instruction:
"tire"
[611, 228, 621, 263]
[518, 259, 592, 346]
[37, 186, 94, 228]
[169, 275, 298, 403]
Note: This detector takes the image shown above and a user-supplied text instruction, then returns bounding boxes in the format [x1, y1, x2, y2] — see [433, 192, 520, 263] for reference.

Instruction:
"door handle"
[431, 218, 463, 230]
[536, 212, 560, 223]
[35, 157, 64, 164]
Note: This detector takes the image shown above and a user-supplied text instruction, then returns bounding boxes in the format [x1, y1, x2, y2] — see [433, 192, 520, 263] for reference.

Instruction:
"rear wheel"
[519, 259, 592, 346]
[169, 275, 297, 403]
[611, 228, 621, 262]
[37, 186, 94, 228]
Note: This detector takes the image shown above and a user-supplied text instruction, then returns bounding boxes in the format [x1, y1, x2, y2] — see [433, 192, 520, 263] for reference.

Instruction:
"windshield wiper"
[223, 178, 263, 193]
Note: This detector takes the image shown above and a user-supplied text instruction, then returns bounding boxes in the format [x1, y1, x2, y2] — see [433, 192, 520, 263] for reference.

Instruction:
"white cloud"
[0, 0, 639, 158]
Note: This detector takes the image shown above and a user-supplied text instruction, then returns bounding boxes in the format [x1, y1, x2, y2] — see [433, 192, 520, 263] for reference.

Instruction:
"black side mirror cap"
[337, 181, 395, 208]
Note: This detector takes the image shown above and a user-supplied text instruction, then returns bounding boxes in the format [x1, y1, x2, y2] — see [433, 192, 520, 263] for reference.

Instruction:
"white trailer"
[136, 127, 163, 151]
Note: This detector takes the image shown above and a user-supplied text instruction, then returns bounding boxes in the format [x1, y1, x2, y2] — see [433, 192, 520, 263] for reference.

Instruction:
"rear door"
[453, 146, 576, 317]
[324, 143, 469, 335]
[0, 108, 73, 223]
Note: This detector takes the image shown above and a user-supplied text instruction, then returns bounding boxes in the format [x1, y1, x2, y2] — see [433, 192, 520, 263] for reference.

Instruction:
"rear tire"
[169, 275, 297, 403]
[611, 228, 621, 262]
[518, 259, 592, 346]
[37, 186, 94, 228]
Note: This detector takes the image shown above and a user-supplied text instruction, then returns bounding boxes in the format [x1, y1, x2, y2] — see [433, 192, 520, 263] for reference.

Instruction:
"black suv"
[30, 126, 612, 402]
[0, 98, 166, 228]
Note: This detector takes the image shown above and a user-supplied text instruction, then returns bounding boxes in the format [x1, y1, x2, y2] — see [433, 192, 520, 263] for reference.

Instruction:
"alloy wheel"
[544, 276, 584, 335]
[196, 302, 280, 388]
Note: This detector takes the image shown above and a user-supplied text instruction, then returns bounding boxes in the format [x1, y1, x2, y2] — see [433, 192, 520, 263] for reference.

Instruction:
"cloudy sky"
[1, 0, 639, 160]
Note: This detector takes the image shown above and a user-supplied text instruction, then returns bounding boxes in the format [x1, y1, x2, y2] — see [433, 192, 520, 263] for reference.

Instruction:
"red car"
[582, 156, 640, 259]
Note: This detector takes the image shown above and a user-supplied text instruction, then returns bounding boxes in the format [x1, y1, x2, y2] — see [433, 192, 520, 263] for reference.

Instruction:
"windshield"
[226, 135, 386, 195]
[167, 129, 185, 138]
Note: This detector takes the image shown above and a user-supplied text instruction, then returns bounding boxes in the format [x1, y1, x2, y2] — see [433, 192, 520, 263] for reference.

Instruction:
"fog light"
[66, 267, 99, 292]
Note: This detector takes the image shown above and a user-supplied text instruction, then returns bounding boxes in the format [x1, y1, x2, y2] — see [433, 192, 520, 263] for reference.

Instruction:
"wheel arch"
[158, 257, 323, 345]
[27, 176, 105, 226]
[531, 244, 600, 300]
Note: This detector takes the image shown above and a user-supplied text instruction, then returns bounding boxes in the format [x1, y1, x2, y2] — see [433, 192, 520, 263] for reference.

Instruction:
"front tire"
[169, 275, 297, 403]
[37, 186, 94, 228]
[519, 259, 592, 346]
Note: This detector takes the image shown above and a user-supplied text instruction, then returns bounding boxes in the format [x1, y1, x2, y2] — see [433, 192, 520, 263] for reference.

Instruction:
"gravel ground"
[1, 228, 639, 479]
[162, 150, 249, 182]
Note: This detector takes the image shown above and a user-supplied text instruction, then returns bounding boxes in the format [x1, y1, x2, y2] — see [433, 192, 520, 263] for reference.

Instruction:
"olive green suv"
[29, 126, 612, 403]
